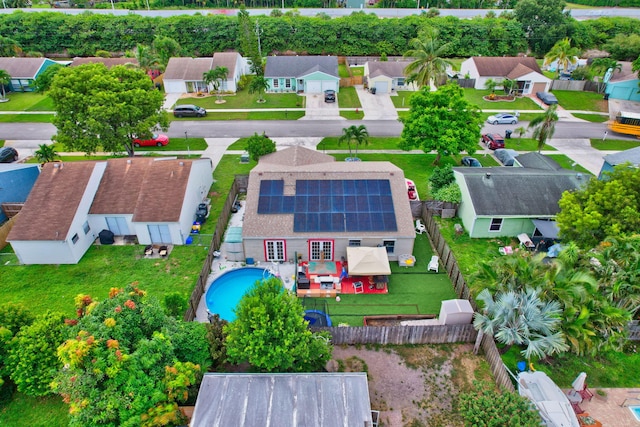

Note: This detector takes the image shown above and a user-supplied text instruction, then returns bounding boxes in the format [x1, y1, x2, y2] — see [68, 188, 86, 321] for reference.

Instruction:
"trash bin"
[505, 129, 513, 139]
[603, 93, 609, 100]
[369, 87, 376, 94]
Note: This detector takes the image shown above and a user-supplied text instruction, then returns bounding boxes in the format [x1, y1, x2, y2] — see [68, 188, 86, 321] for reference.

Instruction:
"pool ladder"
[620, 396, 640, 407]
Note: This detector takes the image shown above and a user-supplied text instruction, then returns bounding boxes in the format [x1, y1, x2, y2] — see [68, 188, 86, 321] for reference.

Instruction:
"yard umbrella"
[572, 372, 587, 392]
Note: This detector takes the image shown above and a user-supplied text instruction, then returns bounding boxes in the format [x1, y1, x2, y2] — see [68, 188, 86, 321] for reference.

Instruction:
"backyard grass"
[350, 66, 364, 77]
[337, 86, 362, 108]
[591, 138, 640, 150]
[0, 93, 55, 111]
[134, 137, 207, 151]
[174, 91, 303, 109]
[572, 113, 609, 123]
[324, 233, 457, 325]
[0, 114, 55, 123]
[338, 64, 350, 78]
[552, 90, 608, 112]
[0, 245, 207, 317]
[319, 136, 402, 150]
[0, 393, 68, 427]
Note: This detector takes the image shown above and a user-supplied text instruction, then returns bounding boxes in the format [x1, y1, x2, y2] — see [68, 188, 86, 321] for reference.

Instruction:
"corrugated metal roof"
[191, 373, 373, 427]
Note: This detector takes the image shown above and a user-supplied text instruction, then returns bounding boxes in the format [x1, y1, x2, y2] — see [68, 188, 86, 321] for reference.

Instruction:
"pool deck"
[567, 388, 640, 426]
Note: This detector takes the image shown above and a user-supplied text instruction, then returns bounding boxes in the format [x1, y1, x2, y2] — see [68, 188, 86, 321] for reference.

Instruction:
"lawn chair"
[144, 245, 153, 256]
[415, 219, 426, 234]
[428, 256, 439, 273]
[159, 246, 168, 257]
[353, 281, 364, 294]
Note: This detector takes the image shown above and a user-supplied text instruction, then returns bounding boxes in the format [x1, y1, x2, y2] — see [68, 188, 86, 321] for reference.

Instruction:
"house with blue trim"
[264, 56, 339, 94]
[0, 164, 40, 224]
[605, 61, 640, 102]
[599, 146, 640, 179]
[0, 57, 60, 92]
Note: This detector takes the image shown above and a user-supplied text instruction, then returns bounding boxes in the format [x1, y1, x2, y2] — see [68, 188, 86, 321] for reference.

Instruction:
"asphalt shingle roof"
[264, 56, 339, 78]
[0, 57, 52, 79]
[367, 61, 411, 78]
[471, 57, 543, 77]
[603, 146, 640, 166]
[164, 57, 214, 80]
[212, 52, 240, 76]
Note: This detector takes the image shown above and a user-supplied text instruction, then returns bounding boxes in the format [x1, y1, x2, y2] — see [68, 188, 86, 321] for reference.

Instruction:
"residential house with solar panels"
[242, 146, 415, 263]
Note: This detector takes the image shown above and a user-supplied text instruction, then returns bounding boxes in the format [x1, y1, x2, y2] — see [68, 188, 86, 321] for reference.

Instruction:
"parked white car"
[486, 113, 519, 125]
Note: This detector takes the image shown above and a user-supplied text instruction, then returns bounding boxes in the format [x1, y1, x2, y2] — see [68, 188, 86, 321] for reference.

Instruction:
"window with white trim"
[285, 79, 291, 89]
[382, 240, 395, 254]
[489, 218, 503, 232]
[273, 79, 279, 89]
[265, 240, 285, 261]
[348, 239, 361, 247]
[71, 233, 79, 244]
[310, 240, 333, 261]
[83, 221, 91, 235]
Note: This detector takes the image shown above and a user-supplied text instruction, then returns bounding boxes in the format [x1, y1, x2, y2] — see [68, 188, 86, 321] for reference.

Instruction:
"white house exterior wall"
[177, 159, 214, 243]
[11, 240, 78, 265]
[164, 79, 188, 94]
[453, 171, 478, 237]
[517, 71, 550, 94]
[460, 58, 479, 82]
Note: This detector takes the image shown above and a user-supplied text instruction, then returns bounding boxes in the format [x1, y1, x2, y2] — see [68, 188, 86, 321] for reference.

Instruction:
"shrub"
[429, 164, 454, 193]
[432, 182, 461, 203]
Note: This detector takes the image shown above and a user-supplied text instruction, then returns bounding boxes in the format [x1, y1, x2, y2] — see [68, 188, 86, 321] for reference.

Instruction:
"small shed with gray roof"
[453, 167, 586, 238]
[190, 372, 374, 427]
[599, 146, 640, 178]
[460, 57, 550, 95]
[0, 57, 60, 92]
[364, 61, 414, 93]
[242, 146, 414, 263]
[264, 56, 339, 94]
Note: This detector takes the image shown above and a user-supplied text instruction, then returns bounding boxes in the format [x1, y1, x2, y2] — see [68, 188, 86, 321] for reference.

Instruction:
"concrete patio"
[571, 388, 640, 426]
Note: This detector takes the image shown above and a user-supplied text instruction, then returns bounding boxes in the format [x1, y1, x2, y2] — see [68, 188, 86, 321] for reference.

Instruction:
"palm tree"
[0, 69, 10, 101]
[484, 78, 498, 99]
[203, 66, 228, 101]
[34, 143, 57, 165]
[248, 75, 270, 103]
[338, 126, 355, 160]
[528, 104, 558, 153]
[473, 287, 568, 360]
[132, 44, 161, 75]
[544, 38, 580, 78]
[350, 125, 369, 158]
[403, 28, 452, 90]
[590, 58, 622, 93]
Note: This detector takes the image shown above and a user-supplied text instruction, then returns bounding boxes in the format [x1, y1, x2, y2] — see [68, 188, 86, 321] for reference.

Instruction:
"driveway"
[300, 93, 344, 120]
[355, 85, 398, 120]
[543, 138, 611, 176]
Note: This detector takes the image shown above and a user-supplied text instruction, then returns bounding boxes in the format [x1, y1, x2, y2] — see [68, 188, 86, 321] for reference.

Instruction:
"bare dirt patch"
[331, 344, 491, 427]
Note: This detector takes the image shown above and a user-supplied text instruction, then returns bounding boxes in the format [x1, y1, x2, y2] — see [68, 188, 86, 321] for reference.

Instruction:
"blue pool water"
[205, 267, 273, 321]
[630, 406, 640, 422]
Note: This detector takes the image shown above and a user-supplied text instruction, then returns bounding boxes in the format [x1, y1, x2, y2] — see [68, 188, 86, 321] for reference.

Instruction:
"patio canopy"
[532, 220, 560, 239]
[346, 246, 391, 276]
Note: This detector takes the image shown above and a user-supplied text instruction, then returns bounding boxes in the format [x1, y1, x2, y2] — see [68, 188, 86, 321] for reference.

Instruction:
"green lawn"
[338, 64, 350, 78]
[0, 393, 68, 427]
[207, 154, 257, 227]
[591, 138, 640, 150]
[463, 89, 543, 111]
[350, 66, 364, 77]
[227, 137, 249, 151]
[340, 110, 365, 120]
[505, 137, 556, 152]
[325, 233, 457, 325]
[319, 136, 402, 150]
[337, 86, 362, 108]
[391, 91, 417, 108]
[174, 91, 303, 109]
[0, 114, 55, 123]
[572, 113, 609, 123]
[172, 111, 304, 121]
[0, 245, 207, 316]
[134, 137, 207, 151]
[552, 90, 608, 112]
[0, 93, 55, 111]
[547, 154, 593, 174]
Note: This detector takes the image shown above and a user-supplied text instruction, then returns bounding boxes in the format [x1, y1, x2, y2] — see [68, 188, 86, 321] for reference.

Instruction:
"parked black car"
[0, 147, 18, 163]
[324, 90, 336, 103]
[173, 104, 207, 118]
[536, 92, 559, 105]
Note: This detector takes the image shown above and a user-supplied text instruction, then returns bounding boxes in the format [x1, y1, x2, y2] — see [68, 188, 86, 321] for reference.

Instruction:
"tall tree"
[0, 36, 22, 57]
[528, 104, 558, 153]
[544, 38, 580, 77]
[238, 7, 263, 75]
[0, 69, 10, 101]
[339, 124, 369, 160]
[403, 27, 452, 89]
[152, 36, 181, 68]
[49, 63, 168, 157]
[248, 75, 270, 103]
[400, 84, 483, 165]
[203, 66, 228, 100]
[556, 165, 640, 248]
[34, 63, 63, 92]
[225, 278, 332, 372]
[53, 285, 211, 427]
[130, 44, 161, 74]
[514, 0, 573, 57]
[590, 58, 622, 92]
[473, 287, 568, 360]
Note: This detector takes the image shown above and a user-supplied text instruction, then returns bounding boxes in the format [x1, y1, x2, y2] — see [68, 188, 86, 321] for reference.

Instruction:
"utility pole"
[255, 20, 263, 59]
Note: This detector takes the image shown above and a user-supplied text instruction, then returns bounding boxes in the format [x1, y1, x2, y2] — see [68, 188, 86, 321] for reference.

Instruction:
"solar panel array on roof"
[258, 179, 397, 233]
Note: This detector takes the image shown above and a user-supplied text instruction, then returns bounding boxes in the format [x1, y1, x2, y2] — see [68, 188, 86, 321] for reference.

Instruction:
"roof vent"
[485, 172, 491, 179]
[179, 161, 184, 166]
[54, 163, 61, 169]
[127, 159, 132, 164]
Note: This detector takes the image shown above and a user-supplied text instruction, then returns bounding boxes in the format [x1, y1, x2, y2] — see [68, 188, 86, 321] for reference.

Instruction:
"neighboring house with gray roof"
[7, 157, 212, 264]
[163, 53, 247, 94]
[460, 57, 550, 95]
[0, 164, 40, 224]
[264, 56, 339, 93]
[453, 166, 586, 238]
[513, 152, 564, 170]
[599, 145, 640, 178]
[190, 372, 374, 427]
[0, 57, 59, 92]
[364, 60, 414, 93]
[242, 146, 414, 263]
[605, 61, 640, 102]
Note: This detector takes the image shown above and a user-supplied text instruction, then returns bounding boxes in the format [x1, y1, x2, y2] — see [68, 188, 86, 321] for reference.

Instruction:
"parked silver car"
[486, 113, 519, 125]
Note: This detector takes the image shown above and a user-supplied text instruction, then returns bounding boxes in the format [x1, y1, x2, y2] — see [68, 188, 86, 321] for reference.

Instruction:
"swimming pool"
[629, 405, 640, 422]
[205, 267, 274, 322]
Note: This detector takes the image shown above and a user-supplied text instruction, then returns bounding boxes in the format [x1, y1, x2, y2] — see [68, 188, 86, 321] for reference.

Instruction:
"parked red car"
[132, 134, 169, 147]
[481, 133, 505, 150]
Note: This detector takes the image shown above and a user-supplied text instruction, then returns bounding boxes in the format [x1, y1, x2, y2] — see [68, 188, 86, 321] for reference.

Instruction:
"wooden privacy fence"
[319, 323, 477, 345]
[0, 215, 17, 252]
[184, 175, 249, 321]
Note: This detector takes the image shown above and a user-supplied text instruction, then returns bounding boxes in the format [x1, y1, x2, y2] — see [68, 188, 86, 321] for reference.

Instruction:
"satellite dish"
[603, 67, 613, 83]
